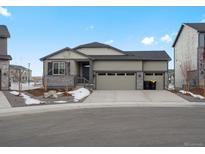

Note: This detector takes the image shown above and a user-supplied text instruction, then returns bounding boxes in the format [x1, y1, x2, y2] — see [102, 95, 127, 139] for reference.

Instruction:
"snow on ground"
[68, 88, 90, 102]
[10, 82, 42, 91]
[54, 101, 68, 103]
[179, 90, 204, 100]
[168, 83, 175, 90]
[9, 91, 20, 96]
[10, 91, 43, 105]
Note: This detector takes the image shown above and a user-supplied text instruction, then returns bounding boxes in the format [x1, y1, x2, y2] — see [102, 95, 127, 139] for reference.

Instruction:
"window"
[98, 73, 106, 76]
[145, 73, 153, 76]
[155, 73, 163, 76]
[107, 73, 115, 76]
[126, 73, 135, 76]
[117, 73, 126, 76]
[53, 62, 65, 75]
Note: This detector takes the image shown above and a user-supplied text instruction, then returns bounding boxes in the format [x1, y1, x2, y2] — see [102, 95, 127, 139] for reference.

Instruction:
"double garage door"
[96, 72, 164, 90]
[96, 72, 136, 90]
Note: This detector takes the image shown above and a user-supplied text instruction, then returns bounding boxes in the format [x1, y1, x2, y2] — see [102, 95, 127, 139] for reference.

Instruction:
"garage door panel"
[96, 73, 135, 90]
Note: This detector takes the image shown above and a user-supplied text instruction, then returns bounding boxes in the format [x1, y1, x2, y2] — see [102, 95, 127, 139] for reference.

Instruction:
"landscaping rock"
[44, 90, 58, 99]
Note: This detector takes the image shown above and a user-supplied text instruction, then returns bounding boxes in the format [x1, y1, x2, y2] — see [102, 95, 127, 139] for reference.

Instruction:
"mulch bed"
[25, 88, 72, 97]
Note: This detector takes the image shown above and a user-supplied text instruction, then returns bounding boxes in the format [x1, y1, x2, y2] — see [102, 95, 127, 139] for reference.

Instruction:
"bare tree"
[13, 69, 25, 96]
[180, 59, 192, 91]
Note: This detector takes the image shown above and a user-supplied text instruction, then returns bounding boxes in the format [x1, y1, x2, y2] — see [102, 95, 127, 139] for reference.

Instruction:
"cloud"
[160, 34, 172, 43]
[104, 40, 114, 44]
[86, 25, 95, 30]
[201, 19, 205, 22]
[0, 6, 11, 17]
[141, 36, 155, 45]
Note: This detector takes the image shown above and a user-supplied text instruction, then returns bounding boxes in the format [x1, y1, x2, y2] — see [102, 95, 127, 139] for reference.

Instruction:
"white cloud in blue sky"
[161, 34, 172, 43]
[104, 40, 114, 44]
[86, 25, 95, 30]
[0, 6, 11, 17]
[141, 36, 155, 45]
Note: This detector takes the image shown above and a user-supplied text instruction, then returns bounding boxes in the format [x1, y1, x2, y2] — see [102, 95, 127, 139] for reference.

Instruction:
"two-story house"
[0, 25, 12, 90]
[173, 23, 205, 89]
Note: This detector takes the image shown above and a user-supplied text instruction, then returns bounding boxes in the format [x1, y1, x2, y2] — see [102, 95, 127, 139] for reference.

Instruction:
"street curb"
[0, 102, 205, 117]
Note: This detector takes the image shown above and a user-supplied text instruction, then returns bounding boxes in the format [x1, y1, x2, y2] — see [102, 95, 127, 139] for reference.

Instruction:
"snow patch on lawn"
[179, 90, 204, 99]
[68, 88, 90, 102]
[10, 91, 42, 105]
[9, 91, 20, 96]
[54, 100, 67, 103]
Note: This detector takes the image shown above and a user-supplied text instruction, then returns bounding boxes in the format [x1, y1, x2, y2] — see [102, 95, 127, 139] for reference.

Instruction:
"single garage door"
[96, 72, 136, 90]
[144, 72, 164, 90]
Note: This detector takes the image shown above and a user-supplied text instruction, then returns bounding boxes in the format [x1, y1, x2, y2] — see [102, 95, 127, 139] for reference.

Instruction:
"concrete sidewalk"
[0, 101, 205, 117]
[0, 91, 11, 109]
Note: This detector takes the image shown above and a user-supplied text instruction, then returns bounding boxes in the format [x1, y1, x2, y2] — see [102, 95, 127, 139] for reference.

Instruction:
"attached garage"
[144, 72, 164, 90]
[96, 72, 136, 90]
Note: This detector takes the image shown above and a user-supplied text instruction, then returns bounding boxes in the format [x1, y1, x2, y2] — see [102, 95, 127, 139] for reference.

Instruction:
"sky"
[0, 6, 205, 76]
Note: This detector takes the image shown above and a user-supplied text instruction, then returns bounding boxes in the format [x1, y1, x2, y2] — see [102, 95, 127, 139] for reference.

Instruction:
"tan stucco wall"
[143, 61, 167, 71]
[93, 61, 143, 71]
[174, 25, 198, 88]
[77, 48, 125, 55]
[48, 50, 88, 59]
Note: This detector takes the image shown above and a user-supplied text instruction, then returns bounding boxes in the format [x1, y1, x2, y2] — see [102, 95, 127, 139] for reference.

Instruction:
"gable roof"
[125, 50, 171, 61]
[185, 23, 205, 32]
[172, 23, 205, 47]
[10, 64, 31, 71]
[90, 50, 171, 61]
[73, 42, 126, 55]
[40, 47, 91, 61]
[0, 25, 10, 38]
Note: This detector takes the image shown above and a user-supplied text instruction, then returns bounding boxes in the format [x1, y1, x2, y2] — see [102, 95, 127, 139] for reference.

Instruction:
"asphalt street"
[0, 107, 205, 146]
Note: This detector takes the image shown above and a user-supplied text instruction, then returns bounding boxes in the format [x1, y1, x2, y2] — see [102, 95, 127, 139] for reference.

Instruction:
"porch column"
[89, 60, 93, 84]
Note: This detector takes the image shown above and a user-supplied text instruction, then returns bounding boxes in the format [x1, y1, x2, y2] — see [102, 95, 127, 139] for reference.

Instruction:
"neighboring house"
[168, 69, 174, 85]
[173, 23, 205, 89]
[0, 25, 12, 90]
[40, 42, 171, 90]
[10, 64, 32, 82]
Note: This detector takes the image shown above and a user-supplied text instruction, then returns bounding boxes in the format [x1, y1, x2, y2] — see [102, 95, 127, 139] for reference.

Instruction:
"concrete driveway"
[84, 90, 188, 103]
[0, 91, 11, 109]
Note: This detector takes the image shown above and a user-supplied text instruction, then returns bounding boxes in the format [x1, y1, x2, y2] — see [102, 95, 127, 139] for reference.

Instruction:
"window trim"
[52, 61, 65, 75]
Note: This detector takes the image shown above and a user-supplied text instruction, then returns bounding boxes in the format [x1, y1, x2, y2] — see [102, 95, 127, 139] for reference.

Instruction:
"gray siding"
[174, 25, 198, 88]
[143, 61, 167, 71]
[77, 48, 125, 55]
[93, 61, 143, 71]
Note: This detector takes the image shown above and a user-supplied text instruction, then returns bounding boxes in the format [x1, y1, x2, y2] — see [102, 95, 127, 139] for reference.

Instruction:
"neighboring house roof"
[0, 25, 10, 38]
[73, 42, 126, 55]
[172, 23, 205, 47]
[0, 55, 12, 60]
[185, 23, 205, 32]
[40, 47, 92, 61]
[90, 51, 171, 61]
[10, 64, 31, 71]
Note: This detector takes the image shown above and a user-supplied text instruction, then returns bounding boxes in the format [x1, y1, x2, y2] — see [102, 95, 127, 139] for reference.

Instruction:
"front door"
[82, 63, 89, 81]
